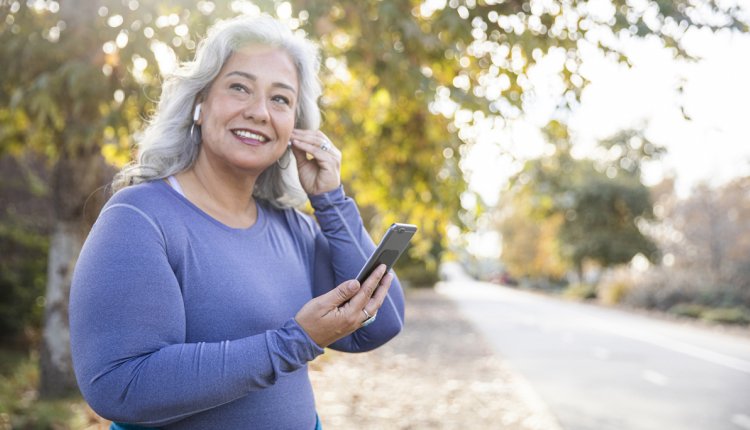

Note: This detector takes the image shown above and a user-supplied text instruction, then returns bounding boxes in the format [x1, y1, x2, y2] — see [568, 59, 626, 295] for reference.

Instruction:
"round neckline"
[156, 179, 267, 234]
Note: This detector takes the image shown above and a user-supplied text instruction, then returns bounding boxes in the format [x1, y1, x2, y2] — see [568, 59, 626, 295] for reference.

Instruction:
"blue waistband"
[111, 414, 322, 430]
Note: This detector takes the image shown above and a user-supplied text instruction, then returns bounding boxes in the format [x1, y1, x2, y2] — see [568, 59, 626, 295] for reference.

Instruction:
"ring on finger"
[361, 309, 377, 327]
[320, 140, 332, 152]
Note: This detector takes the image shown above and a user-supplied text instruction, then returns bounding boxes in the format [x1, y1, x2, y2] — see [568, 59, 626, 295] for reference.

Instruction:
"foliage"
[295, 1, 472, 278]
[630, 176, 750, 313]
[700, 307, 750, 325]
[2, 0, 745, 281]
[498, 123, 660, 283]
[0, 156, 51, 344]
[498, 192, 568, 280]
[0, 225, 48, 342]
[0, 348, 105, 429]
[563, 282, 598, 300]
[597, 280, 633, 305]
[558, 172, 659, 276]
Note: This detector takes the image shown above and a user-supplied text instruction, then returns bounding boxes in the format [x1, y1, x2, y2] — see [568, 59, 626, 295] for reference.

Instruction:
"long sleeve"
[69, 202, 323, 426]
[307, 187, 406, 352]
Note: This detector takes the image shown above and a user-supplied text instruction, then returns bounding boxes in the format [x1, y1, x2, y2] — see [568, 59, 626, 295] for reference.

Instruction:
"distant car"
[488, 272, 518, 286]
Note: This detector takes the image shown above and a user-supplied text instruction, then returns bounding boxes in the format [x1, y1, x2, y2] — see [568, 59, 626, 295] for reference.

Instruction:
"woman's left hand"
[290, 129, 341, 195]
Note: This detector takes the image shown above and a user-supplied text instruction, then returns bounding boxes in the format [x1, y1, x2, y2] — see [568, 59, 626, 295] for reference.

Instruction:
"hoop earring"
[276, 148, 291, 169]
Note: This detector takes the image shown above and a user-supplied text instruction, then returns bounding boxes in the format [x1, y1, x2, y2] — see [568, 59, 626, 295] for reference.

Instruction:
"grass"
[0, 348, 108, 430]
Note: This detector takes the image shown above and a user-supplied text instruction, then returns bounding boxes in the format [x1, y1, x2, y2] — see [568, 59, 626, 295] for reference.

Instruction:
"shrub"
[668, 303, 707, 319]
[0, 225, 48, 344]
[599, 281, 631, 305]
[563, 283, 597, 300]
[701, 307, 750, 325]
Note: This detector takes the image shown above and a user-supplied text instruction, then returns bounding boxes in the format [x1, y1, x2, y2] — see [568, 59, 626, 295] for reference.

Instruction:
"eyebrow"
[225, 71, 297, 94]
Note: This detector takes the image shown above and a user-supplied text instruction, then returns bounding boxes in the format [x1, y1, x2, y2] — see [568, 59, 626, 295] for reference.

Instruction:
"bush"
[0, 348, 105, 429]
[668, 303, 707, 319]
[701, 307, 750, 325]
[622, 268, 750, 326]
[622, 269, 715, 311]
[397, 263, 440, 288]
[599, 281, 631, 305]
[0, 155, 52, 345]
[395, 252, 440, 288]
[0, 224, 48, 344]
[563, 283, 597, 300]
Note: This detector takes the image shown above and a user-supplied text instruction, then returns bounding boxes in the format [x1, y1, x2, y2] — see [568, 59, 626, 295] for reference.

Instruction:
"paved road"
[438, 280, 750, 430]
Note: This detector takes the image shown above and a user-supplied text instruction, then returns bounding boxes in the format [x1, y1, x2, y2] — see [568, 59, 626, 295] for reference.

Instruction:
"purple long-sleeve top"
[69, 181, 405, 429]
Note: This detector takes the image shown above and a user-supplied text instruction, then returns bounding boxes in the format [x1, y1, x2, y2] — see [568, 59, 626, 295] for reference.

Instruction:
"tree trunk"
[39, 146, 110, 398]
[39, 220, 83, 398]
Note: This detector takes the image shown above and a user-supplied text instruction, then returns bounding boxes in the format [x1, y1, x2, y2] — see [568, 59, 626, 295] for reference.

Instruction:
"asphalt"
[309, 287, 563, 429]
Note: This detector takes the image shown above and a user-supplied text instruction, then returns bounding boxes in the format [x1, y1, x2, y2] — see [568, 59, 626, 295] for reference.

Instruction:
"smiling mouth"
[232, 129, 270, 143]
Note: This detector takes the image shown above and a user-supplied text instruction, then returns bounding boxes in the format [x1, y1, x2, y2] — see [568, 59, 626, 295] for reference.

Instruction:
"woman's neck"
[177, 156, 258, 228]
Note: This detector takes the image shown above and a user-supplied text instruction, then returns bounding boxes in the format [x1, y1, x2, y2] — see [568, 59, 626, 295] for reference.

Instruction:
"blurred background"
[1, 0, 748, 429]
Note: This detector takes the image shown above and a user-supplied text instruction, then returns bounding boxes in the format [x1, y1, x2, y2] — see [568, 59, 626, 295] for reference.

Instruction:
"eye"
[272, 95, 291, 106]
[229, 83, 249, 93]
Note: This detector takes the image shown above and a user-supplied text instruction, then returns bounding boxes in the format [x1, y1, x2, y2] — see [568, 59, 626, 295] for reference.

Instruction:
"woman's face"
[197, 44, 298, 176]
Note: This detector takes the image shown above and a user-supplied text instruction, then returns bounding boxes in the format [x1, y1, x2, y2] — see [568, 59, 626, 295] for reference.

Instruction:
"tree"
[558, 172, 659, 282]
[2, 0, 118, 397]
[292, 1, 469, 280]
[656, 177, 750, 305]
[0, 0, 224, 397]
[2, 0, 746, 398]
[632, 176, 750, 315]
[559, 128, 662, 282]
[499, 123, 660, 284]
[497, 188, 568, 282]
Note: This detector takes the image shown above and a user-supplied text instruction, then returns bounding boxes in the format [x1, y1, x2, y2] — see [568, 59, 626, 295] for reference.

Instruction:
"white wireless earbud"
[193, 103, 202, 122]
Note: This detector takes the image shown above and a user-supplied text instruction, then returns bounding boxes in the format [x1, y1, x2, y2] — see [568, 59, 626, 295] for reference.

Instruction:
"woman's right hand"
[294, 264, 394, 348]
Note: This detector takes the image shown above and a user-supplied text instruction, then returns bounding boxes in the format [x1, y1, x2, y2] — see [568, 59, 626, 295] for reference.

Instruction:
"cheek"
[279, 114, 296, 135]
[272, 115, 296, 145]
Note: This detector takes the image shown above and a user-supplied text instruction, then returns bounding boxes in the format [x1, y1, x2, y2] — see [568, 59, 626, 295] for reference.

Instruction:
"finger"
[291, 129, 329, 144]
[365, 272, 394, 314]
[346, 264, 388, 311]
[291, 138, 338, 159]
[321, 280, 361, 309]
[290, 144, 312, 165]
[291, 130, 340, 157]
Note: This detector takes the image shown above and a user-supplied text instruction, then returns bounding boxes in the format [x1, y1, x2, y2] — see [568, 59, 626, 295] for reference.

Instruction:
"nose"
[243, 96, 270, 123]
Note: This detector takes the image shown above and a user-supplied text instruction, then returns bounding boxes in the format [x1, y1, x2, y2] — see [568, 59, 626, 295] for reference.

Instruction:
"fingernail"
[348, 280, 360, 292]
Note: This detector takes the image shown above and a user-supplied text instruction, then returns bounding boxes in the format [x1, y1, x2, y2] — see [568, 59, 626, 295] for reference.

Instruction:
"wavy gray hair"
[113, 15, 321, 208]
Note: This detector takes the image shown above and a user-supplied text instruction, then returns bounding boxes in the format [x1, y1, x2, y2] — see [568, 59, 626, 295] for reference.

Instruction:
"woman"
[69, 15, 405, 429]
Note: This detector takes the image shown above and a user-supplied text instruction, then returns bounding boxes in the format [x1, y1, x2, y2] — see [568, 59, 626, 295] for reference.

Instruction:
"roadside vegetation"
[475, 131, 750, 326]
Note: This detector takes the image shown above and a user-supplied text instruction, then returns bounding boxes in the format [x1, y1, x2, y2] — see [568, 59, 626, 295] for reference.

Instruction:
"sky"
[460, 24, 750, 258]
[463, 25, 750, 208]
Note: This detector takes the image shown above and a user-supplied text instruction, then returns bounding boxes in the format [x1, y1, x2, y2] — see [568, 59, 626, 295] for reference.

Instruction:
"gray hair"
[113, 15, 322, 208]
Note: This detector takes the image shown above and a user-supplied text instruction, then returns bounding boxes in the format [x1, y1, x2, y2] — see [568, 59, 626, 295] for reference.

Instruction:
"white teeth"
[233, 130, 268, 142]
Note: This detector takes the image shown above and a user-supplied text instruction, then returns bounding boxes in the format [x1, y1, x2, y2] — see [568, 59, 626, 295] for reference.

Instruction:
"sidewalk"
[309, 288, 562, 429]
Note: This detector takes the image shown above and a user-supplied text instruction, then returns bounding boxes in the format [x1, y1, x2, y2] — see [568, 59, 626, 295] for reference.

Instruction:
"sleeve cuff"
[308, 186, 347, 211]
[265, 318, 325, 378]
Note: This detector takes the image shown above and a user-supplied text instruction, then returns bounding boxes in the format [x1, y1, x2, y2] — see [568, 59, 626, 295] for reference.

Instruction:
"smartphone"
[356, 223, 418, 283]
